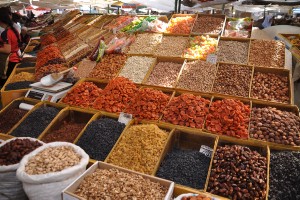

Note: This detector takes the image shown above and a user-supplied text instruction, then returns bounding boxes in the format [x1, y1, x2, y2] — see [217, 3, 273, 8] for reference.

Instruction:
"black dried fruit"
[5, 81, 34, 91]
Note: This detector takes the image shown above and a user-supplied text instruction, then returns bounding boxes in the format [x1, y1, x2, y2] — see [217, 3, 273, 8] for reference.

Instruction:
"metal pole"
[175, 0, 178, 13]
[178, 0, 181, 13]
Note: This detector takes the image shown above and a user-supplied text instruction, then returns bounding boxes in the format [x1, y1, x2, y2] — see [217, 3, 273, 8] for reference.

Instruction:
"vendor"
[262, 15, 274, 29]
[0, 7, 21, 85]
[20, 26, 30, 51]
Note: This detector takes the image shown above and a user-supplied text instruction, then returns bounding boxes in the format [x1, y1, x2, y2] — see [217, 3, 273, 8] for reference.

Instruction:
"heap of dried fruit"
[40, 33, 57, 47]
[35, 45, 64, 69]
[166, 16, 195, 34]
[35, 64, 68, 81]
[62, 82, 102, 108]
[162, 93, 210, 128]
[205, 99, 250, 139]
[89, 54, 127, 80]
[93, 77, 138, 113]
[125, 88, 170, 120]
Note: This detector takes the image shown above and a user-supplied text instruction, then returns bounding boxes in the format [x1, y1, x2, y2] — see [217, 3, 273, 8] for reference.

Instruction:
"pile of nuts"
[107, 124, 169, 174]
[250, 107, 300, 146]
[0, 107, 28, 133]
[128, 33, 162, 55]
[212, 64, 251, 97]
[10, 72, 35, 83]
[62, 82, 103, 108]
[75, 168, 168, 199]
[177, 60, 217, 93]
[125, 88, 170, 120]
[146, 62, 182, 88]
[208, 145, 267, 200]
[157, 148, 211, 189]
[89, 54, 127, 80]
[74, 59, 96, 79]
[269, 151, 300, 200]
[249, 40, 285, 68]
[42, 120, 86, 143]
[76, 118, 125, 161]
[192, 16, 224, 34]
[93, 77, 138, 113]
[118, 56, 155, 83]
[251, 72, 290, 103]
[162, 93, 210, 128]
[205, 99, 250, 139]
[25, 146, 81, 175]
[217, 40, 249, 64]
[0, 139, 43, 165]
[11, 107, 60, 138]
[154, 36, 189, 57]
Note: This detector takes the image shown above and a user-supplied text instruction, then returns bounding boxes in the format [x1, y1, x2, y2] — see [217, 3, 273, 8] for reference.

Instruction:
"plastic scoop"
[40, 67, 76, 86]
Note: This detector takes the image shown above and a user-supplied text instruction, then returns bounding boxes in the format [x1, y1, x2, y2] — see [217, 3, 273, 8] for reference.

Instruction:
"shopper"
[20, 26, 30, 51]
[0, 7, 21, 85]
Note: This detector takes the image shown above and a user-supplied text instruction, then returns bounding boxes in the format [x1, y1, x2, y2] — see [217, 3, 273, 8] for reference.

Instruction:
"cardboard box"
[63, 161, 174, 200]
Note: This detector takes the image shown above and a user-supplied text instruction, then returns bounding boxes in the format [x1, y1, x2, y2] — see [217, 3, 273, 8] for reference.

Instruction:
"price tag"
[199, 145, 213, 158]
[206, 54, 217, 64]
[118, 112, 132, 125]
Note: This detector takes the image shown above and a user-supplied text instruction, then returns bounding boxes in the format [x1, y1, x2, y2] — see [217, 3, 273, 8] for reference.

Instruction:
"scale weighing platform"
[25, 82, 73, 102]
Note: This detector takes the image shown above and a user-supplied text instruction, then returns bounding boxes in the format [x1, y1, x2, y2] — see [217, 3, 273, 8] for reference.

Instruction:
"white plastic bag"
[0, 137, 44, 200]
[16, 142, 89, 200]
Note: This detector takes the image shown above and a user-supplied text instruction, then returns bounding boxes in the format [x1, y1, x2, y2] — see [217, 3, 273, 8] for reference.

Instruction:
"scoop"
[40, 67, 76, 86]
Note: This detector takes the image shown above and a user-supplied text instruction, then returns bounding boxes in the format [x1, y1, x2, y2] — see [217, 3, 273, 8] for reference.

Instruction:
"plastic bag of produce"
[0, 137, 44, 200]
[16, 142, 89, 200]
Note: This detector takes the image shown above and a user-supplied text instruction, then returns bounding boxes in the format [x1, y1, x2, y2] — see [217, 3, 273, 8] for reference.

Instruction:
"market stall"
[0, 8, 299, 200]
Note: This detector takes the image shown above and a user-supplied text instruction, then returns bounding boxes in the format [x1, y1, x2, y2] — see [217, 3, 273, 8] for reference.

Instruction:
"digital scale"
[25, 82, 73, 103]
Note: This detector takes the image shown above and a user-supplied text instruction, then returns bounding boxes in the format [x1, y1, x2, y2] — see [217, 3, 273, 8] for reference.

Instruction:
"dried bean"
[154, 36, 189, 57]
[5, 81, 34, 91]
[125, 88, 170, 120]
[208, 145, 267, 200]
[25, 146, 81, 175]
[249, 40, 285, 68]
[212, 64, 251, 97]
[177, 60, 217, 93]
[10, 72, 35, 83]
[62, 82, 103, 108]
[269, 151, 300, 200]
[249, 107, 300, 146]
[42, 121, 86, 143]
[118, 56, 155, 83]
[205, 99, 250, 139]
[75, 168, 168, 199]
[217, 40, 249, 64]
[162, 93, 210, 128]
[0, 139, 43, 165]
[89, 54, 126, 80]
[107, 124, 169, 174]
[156, 148, 211, 189]
[146, 62, 182, 88]
[251, 72, 289, 103]
[11, 107, 60, 138]
[128, 33, 162, 55]
[93, 77, 138, 113]
[192, 16, 224, 34]
[0, 107, 28, 133]
[76, 118, 125, 161]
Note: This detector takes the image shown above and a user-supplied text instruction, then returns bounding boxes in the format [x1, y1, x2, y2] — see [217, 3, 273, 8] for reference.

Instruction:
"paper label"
[199, 145, 213, 158]
[118, 112, 132, 125]
[206, 54, 217, 64]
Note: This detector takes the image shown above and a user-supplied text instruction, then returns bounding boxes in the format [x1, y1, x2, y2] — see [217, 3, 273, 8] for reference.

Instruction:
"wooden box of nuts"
[250, 66, 293, 105]
[38, 107, 96, 143]
[206, 139, 270, 200]
[154, 129, 217, 191]
[0, 97, 40, 134]
[249, 101, 300, 150]
[62, 161, 175, 200]
[191, 14, 226, 37]
[142, 57, 186, 90]
[1, 67, 36, 107]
